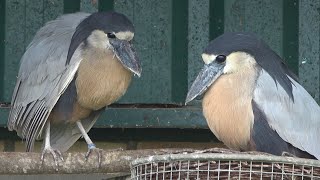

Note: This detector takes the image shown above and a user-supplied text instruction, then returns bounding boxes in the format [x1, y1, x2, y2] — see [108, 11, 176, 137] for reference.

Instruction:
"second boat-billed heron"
[186, 32, 320, 159]
[7, 11, 141, 165]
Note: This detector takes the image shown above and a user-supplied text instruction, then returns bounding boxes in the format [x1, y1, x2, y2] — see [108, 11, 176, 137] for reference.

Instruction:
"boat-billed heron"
[186, 32, 320, 159]
[7, 11, 141, 165]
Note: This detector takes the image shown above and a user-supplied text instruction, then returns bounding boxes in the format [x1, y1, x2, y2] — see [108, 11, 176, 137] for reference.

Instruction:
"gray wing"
[253, 69, 320, 159]
[7, 12, 90, 151]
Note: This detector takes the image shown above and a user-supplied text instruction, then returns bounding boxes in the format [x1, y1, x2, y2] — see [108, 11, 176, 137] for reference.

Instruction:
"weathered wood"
[3, 0, 26, 102]
[114, 0, 173, 104]
[299, 0, 320, 102]
[187, 0, 209, 89]
[0, 148, 197, 175]
[224, 0, 283, 56]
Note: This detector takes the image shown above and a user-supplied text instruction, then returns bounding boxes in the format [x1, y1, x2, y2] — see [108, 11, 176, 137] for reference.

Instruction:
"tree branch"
[0, 148, 197, 175]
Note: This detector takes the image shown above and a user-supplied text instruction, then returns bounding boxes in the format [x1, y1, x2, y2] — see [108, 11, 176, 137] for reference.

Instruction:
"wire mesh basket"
[130, 148, 320, 179]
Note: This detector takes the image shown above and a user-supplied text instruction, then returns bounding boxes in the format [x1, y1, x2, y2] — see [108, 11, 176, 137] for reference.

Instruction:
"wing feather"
[253, 69, 320, 159]
[7, 12, 90, 151]
[39, 110, 102, 152]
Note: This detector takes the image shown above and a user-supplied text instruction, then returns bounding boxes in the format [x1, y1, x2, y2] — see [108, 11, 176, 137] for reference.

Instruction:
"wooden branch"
[0, 148, 197, 175]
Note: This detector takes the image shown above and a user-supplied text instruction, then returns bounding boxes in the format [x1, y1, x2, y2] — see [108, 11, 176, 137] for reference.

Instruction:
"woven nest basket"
[130, 148, 320, 180]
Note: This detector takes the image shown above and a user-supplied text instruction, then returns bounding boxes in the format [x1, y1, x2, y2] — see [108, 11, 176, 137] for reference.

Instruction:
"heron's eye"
[107, 33, 116, 38]
[216, 55, 226, 63]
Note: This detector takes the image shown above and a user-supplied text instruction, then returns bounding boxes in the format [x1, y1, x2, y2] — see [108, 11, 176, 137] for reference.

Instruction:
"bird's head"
[67, 11, 141, 77]
[185, 32, 280, 104]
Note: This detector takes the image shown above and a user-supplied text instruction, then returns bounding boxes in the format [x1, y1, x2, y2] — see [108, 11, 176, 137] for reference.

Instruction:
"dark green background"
[0, 0, 319, 129]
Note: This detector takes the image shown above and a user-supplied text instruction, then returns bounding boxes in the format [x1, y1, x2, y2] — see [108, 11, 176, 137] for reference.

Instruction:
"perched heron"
[7, 11, 141, 165]
[186, 32, 320, 159]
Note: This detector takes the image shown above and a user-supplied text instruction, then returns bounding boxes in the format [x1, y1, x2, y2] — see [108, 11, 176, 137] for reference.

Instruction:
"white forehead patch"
[223, 52, 256, 74]
[115, 31, 134, 41]
[201, 53, 217, 64]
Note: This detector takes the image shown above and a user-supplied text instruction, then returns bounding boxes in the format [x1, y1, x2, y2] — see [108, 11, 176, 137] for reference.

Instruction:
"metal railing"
[131, 149, 320, 179]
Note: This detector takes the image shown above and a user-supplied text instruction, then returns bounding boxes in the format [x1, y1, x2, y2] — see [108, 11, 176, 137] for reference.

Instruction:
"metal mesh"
[130, 150, 320, 180]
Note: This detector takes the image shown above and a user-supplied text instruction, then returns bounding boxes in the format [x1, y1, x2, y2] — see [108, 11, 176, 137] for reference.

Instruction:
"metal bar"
[186, 160, 190, 179]
[271, 162, 274, 180]
[281, 163, 284, 180]
[217, 160, 220, 179]
[228, 160, 231, 179]
[249, 161, 252, 179]
[170, 162, 173, 180]
[144, 164, 147, 180]
[207, 160, 210, 180]
[178, 161, 181, 180]
[162, 162, 165, 180]
[131, 153, 320, 168]
[197, 160, 200, 179]
[261, 162, 263, 179]
[150, 160, 152, 180]
[156, 162, 159, 180]
[239, 160, 241, 179]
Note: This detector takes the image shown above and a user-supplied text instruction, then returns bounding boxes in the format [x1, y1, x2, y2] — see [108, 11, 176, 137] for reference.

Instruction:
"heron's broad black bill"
[185, 62, 224, 104]
[110, 39, 141, 77]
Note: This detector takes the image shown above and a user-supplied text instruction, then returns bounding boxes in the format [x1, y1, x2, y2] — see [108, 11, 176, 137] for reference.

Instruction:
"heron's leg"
[76, 121, 102, 166]
[41, 122, 64, 168]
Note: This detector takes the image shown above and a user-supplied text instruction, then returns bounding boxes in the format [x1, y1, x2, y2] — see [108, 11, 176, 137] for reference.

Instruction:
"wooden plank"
[80, 0, 98, 13]
[209, 0, 224, 40]
[298, 0, 320, 102]
[2, 0, 63, 103]
[224, 0, 245, 32]
[114, 0, 173, 104]
[224, 0, 283, 56]
[0, 107, 208, 129]
[0, 0, 5, 99]
[114, 0, 134, 19]
[113, 0, 136, 104]
[283, 0, 299, 75]
[244, 0, 283, 56]
[98, 0, 113, 12]
[171, 0, 188, 104]
[43, 0, 63, 23]
[63, 0, 80, 13]
[3, 0, 26, 102]
[187, 0, 209, 90]
[25, 0, 44, 49]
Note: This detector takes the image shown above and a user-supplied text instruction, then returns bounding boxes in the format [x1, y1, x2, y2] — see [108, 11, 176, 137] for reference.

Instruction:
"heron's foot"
[281, 151, 296, 158]
[85, 143, 103, 167]
[40, 147, 64, 170]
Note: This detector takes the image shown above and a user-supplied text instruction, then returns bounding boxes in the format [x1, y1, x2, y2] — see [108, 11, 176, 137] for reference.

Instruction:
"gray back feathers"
[253, 70, 320, 159]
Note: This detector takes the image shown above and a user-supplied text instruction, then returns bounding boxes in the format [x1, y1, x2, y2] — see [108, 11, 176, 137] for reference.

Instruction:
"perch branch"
[0, 148, 197, 175]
